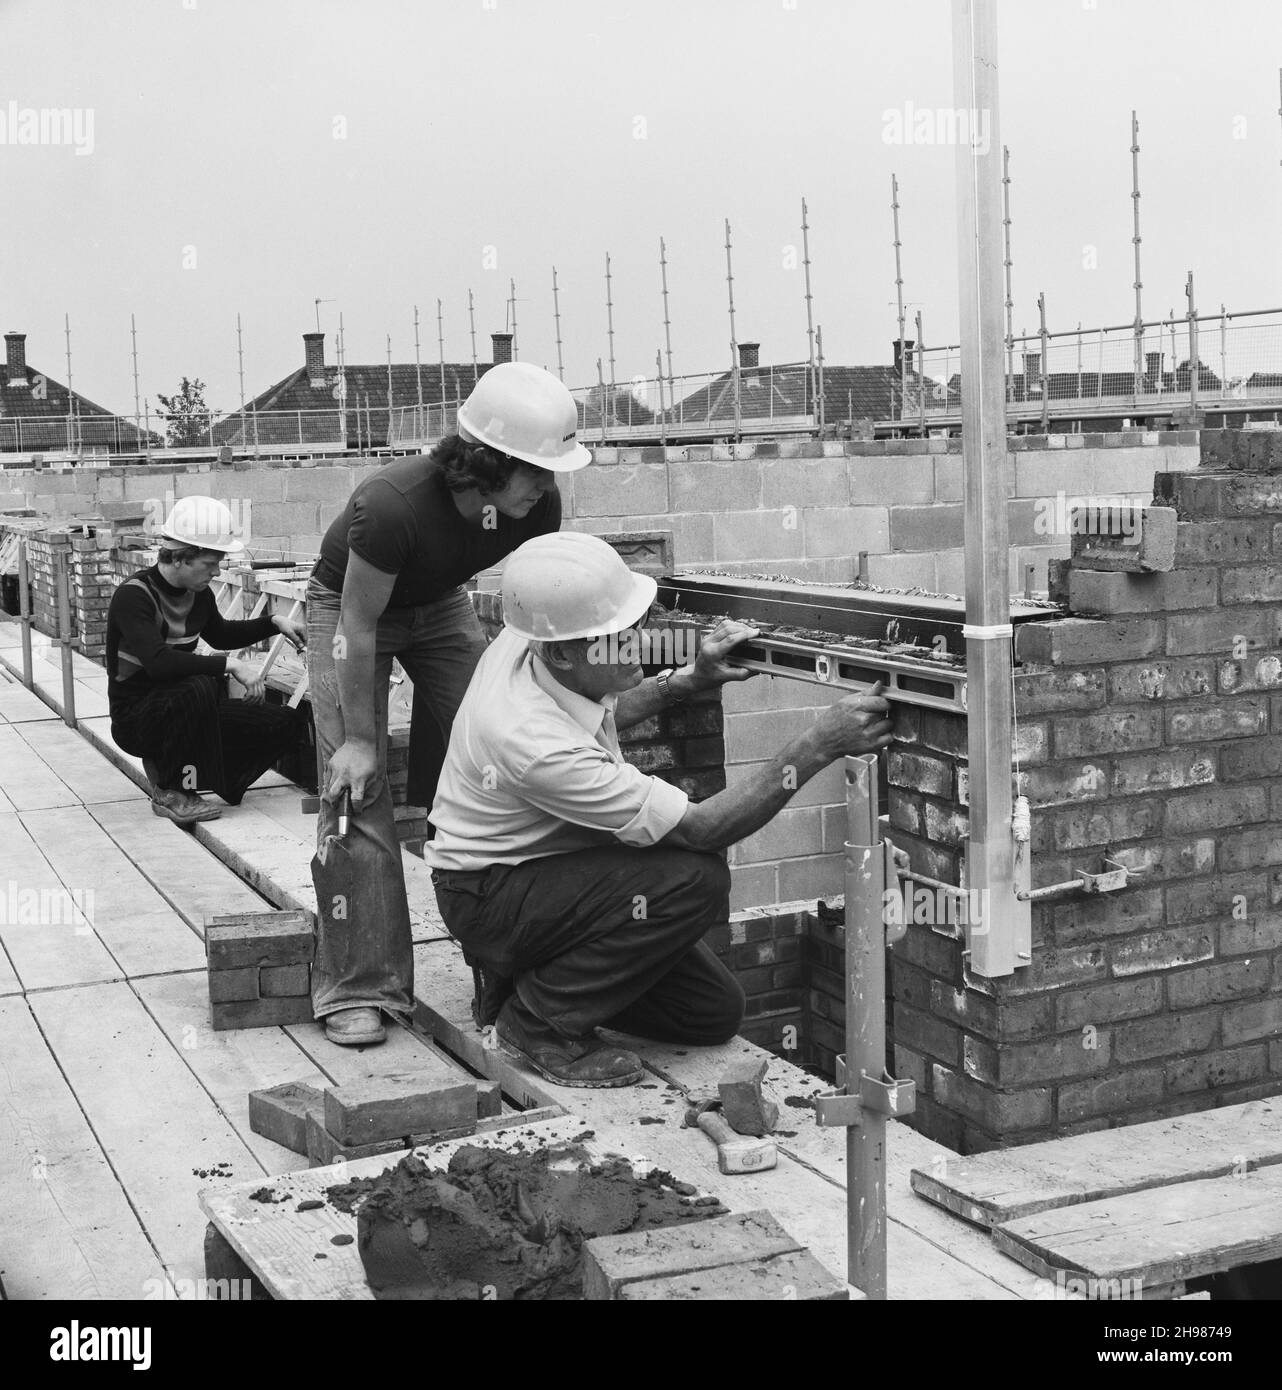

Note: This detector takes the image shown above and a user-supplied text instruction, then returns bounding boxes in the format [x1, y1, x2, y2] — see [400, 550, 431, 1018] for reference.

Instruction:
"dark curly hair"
[431, 433, 527, 496]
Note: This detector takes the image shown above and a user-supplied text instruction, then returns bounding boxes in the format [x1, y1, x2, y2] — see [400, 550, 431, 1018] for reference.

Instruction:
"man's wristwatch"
[656, 668, 689, 704]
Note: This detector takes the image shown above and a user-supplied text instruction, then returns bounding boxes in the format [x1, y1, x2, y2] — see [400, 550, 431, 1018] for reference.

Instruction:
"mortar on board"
[327, 1142, 727, 1300]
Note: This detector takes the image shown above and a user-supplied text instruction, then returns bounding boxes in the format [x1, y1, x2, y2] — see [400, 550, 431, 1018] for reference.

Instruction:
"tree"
[156, 377, 212, 448]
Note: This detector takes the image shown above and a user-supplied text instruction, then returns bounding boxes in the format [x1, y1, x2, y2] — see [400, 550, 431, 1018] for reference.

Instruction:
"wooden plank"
[87, 799, 270, 931]
[16, 720, 145, 805]
[0, 724, 79, 809]
[0, 995, 171, 1299]
[0, 811, 123, 990]
[283, 1011, 476, 1090]
[133, 970, 325, 1174]
[22, 805, 206, 977]
[994, 1168, 1282, 1291]
[633, 1037, 1042, 1300]
[912, 1095, 1282, 1228]
[30, 981, 267, 1285]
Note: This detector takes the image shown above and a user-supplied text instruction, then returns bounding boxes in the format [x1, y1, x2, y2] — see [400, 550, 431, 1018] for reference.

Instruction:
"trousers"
[432, 845, 744, 1044]
[305, 575, 486, 1019]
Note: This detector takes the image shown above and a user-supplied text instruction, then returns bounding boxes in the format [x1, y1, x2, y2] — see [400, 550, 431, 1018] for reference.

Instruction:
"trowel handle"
[337, 789, 351, 838]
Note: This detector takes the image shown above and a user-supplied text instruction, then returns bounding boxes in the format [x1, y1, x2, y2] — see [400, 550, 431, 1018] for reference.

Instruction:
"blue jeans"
[305, 575, 486, 1019]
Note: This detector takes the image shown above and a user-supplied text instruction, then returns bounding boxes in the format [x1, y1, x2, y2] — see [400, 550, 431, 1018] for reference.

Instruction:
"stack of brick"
[67, 528, 114, 657]
[206, 910, 315, 1030]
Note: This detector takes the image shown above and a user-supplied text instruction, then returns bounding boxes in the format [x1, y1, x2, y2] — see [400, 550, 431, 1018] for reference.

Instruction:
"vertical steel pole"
[437, 299, 447, 409]
[131, 314, 143, 450]
[816, 323, 826, 435]
[1187, 272, 1198, 414]
[725, 219, 741, 440]
[468, 289, 479, 385]
[916, 310, 926, 434]
[236, 313, 247, 448]
[844, 753, 887, 1298]
[1131, 111, 1144, 398]
[17, 538, 33, 688]
[64, 313, 76, 453]
[552, 267, 565, 382]
[892, 174, 907, 422]
[605, 253, 617, 401]
[1220, 303, 1227, 395]
[1038, 291, 1050, 432]
[414, 305, 424, 437]
[55, 548, 77, 727]
[1002, 146, 1014, 403]
[597, 358, 608, 443]
[954, 0, 1021, 978]
[660, 237, 676, 406]
[656, 349, 667, 447]
[509, 278, 519, 360]
[801, 197, 818, 426]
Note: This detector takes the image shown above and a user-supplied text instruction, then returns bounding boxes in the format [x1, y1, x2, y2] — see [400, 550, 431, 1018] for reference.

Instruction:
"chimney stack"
[303, 332, 326, 388]
[491, 332, 513, 365]
[892, 339, 915, 373]
[738, 342, 760, 369]
[5, 332, 28, 387]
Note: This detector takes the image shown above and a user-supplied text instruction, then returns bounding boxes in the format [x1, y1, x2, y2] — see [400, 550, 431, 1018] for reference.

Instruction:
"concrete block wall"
[560, 432, 1200, 593]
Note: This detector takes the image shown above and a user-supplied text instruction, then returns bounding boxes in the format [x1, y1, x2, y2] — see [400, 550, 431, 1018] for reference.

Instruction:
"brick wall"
[804, 444, 1282, 1151]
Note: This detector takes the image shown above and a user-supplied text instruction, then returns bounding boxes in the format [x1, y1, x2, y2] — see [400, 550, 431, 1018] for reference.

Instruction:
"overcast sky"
[2, 0, 1280, 417]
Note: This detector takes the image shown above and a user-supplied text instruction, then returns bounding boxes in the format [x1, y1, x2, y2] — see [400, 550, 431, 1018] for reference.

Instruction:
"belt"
[311, 556, 345, 593]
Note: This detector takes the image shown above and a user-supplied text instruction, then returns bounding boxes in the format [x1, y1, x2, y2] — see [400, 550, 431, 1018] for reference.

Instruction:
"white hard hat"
[502, 532, 657, 641]
[158, 496, 245, 555]
[457, 361, 592, 472]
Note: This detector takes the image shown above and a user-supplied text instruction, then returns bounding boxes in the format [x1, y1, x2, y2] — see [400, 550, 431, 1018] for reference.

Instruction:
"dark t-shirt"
[315, 455, 561, 606]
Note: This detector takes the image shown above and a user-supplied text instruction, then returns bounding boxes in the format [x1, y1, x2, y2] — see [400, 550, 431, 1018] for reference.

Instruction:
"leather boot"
[495, 996, 643, 1088]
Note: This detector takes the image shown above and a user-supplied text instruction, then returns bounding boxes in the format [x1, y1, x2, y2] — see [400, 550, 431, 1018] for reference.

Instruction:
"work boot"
[150, 786, 222, 825]
[466, 954, 515, 1028]
[495, 996, 643, 1088]
[324, 1007, 386, 1047]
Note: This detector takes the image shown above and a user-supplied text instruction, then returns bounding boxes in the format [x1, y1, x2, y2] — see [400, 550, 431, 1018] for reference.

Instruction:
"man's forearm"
[614, 666, 704, 732]
[668, 727, 832, 852]
[334, 627, 379, 745]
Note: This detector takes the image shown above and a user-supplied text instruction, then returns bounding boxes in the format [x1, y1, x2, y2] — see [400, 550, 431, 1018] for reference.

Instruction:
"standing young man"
[307, 361, 591, 1046]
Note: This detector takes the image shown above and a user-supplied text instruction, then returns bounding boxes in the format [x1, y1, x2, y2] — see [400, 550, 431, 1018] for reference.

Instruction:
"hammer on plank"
[683, 1100, 777, 1175]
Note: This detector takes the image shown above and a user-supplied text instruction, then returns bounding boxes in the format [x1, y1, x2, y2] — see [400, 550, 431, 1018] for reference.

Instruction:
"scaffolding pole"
[509, 278, 519, 360]
[605, 252, 617, 399]
[892, 173, 907, 422]
[801, 197, 818, 427]
[659, 237, 676, 405]
[468, 289, 478, 384]
[552, 267, 565, 381]
[1002, 146, 1014, 402]
[953, 0, 1024, 978]
[437, 299, 446, 407]
[64, 313, 76, 453]
[725, 219, 741, 440]
[131, 314, 142, 451]
[1132, 110, 1144, 397]
[413, 305, 423, 432]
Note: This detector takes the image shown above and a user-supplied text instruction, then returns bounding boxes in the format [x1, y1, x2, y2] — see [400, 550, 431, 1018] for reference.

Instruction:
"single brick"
[1164, 607, 1274, 657]
[887, 747, 954, 798]
[323, 1067, 478, 1146]
[1110, 925, 1214, 977]
[1070, 505, 1176, 572]
[582, 1209, 801, 1300]
[205, 910, 314, 971]
[1167, 699, 1268, 743]
[1108, 659, 1214, 703]
[1166, 958, 1271, 1008]
[1016, 616, 1164, 666]
[1051, 797, 1162, 852]
[1220, 564, 1282, 605]
[1024, 760, 1107, 807]
[259, 963, 311, 998]
[210, 996, 314, 1032]
[1165, 873, 1267, 923]
[1014, 668, 1106, 714]
[248, 1081, 325, 1156]
[1068, 567, 1216, 616]
[1166, 1046, 1267, 1095]
[1219, 912, 1282, 956]
[1174, 518, 1272, 565]
[1218, 653, 1282, 695]
[1113, 1010, 1217, 1063]
[1052, 709, 1163, 758]
[1056, 1066, 1166, 1124]
[1054, 977, 1164, 1030]
[892, 1002, 961, 1066]
[304, 1111, 475, 1168]
[929, 1063, 1052, 1131]
[997, 1033, 1113, 1086]
[208, 966, 259, 1003]
[1221, 826, 1282, 872]
[1110, 747, 1215, 796]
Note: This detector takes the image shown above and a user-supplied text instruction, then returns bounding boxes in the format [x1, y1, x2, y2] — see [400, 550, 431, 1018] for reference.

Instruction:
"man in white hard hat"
[426, 532, 895, 1088]
[106, 496, 307, 825]
[307, 361, 590, 1046]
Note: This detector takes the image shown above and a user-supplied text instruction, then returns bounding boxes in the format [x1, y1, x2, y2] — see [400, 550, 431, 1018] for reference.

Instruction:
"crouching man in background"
[427, 532, 894, 1088]
[106, 497, 306, 825]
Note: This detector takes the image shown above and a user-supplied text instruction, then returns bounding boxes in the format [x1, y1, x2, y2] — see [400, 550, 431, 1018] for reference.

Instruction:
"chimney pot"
[303, 332, 326, 388]
[491, 332, 513, 365]
[738, 342, 760, 369]
[5, 332, 28, 387]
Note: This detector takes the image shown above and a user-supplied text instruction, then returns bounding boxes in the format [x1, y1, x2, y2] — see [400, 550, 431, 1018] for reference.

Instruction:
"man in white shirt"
[428, 532, 894, 1088]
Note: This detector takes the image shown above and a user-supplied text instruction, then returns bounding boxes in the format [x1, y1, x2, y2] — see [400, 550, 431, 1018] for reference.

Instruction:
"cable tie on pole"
[961, 622, 1013, 640]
